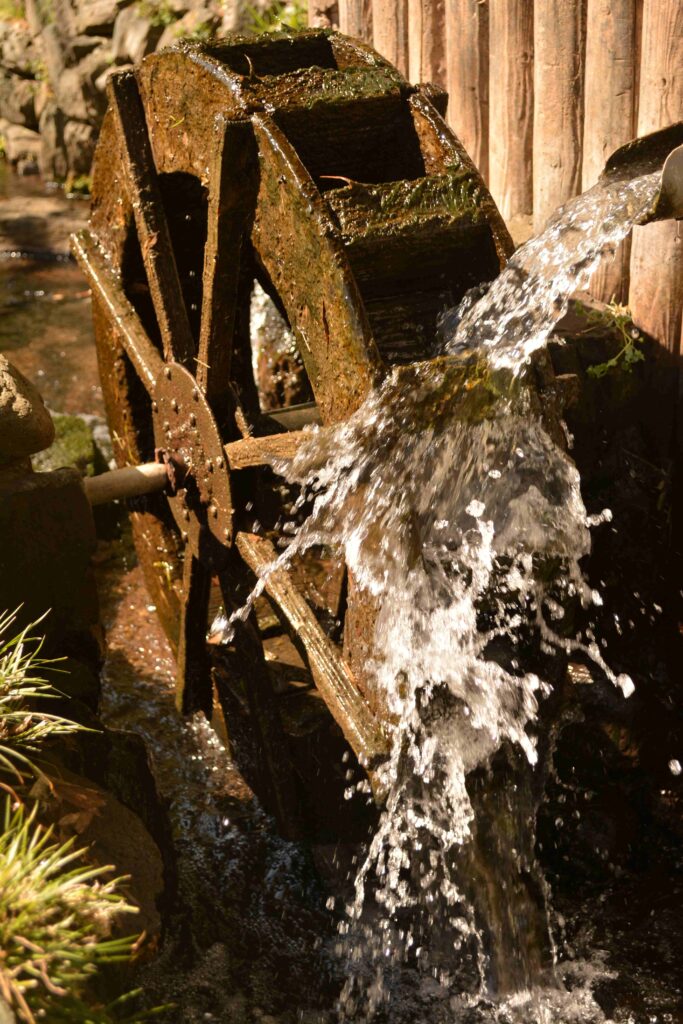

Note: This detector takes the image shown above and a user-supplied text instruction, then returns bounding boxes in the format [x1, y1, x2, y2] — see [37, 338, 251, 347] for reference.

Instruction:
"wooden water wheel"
[73, 28, 513, 831]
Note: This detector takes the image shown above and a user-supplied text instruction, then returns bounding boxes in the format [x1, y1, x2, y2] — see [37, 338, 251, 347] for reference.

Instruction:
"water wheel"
[73, 28, 513, 831]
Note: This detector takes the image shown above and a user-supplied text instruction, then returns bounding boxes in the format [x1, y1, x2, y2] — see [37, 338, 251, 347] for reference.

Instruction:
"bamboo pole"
[339, 0, 373, 42]
[408, 0, 446, 85]
[582, 0, 638, 304]
[533, 0, 586, 232]
[372, 0, 409, 75]
[488, 0, 534, 224]
[445, 0, 489, 182]
[628, 0, 683, 449]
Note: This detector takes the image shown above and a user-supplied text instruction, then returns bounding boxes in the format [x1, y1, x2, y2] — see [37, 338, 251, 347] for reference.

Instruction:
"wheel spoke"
[176, 552, 212, 716]
[198, 116, 258, 408]
[235, 531, 390, 769]
[72, 228, 164, 394]
[107, 70, 195, 368]
[224, 430, 307, 470]
[217, 557, 302, 835]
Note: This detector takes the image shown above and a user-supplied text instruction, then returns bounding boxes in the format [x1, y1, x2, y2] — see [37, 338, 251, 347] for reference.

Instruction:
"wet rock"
[113, 4, 165, 64]
[0, 71, 37, 129]
[0, 355, 54, 460]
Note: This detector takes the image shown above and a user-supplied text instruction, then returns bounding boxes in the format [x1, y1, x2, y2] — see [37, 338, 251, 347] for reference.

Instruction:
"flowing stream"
[217, 171, 662, 1022]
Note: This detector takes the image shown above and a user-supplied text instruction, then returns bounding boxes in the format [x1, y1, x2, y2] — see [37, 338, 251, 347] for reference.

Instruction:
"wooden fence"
[309, 0, 683, 420]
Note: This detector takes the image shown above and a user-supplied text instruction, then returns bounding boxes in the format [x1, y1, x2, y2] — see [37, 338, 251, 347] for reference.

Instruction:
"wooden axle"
[81, 430, 309, 505]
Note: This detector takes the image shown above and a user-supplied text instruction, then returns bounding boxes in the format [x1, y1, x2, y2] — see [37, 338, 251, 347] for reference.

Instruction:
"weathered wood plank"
[408, 0, 446, 86]
[235, 531, 390, 768]
[198, 117, 256, 411]
[176, 552, 212, 716]
[582, 0, 638, 303]
[372, 0, 409, 75]
[628, 0, 683, 448]
[488, 0, 534, 222]
[533, 0, 586, 231]
[71, 229, 164, 394]
[107, 71, 195, 368]
[445, 0, 489, 181]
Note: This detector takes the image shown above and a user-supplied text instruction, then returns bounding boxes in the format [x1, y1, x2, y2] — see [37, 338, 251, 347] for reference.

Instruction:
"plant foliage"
[0, 610, 81, 784]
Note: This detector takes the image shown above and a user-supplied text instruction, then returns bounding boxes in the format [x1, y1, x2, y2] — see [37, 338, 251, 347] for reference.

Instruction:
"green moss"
[31, 414, 101, 477]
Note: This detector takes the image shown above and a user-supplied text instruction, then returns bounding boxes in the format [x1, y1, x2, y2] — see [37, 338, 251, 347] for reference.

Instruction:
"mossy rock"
[31, 413, 105, 477]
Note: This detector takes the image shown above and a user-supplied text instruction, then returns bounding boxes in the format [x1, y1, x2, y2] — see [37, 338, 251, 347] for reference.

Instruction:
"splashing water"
[216, 171, 660, 1021]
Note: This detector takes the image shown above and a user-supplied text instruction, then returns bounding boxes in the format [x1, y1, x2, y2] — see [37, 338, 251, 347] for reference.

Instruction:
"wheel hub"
[152, 362, 233, 569]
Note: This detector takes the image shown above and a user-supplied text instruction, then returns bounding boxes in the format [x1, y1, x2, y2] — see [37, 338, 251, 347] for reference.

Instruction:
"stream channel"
[1, 162, 683, 1023]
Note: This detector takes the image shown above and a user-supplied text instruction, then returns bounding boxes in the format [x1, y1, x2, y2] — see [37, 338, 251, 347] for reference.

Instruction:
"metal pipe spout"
[600, 122, 683, 223]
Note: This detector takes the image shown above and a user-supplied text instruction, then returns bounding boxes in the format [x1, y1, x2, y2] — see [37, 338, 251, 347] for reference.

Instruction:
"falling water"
[217, 171, 660, 1021]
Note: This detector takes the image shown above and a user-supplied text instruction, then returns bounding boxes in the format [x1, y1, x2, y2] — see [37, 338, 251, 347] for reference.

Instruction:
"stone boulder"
[156, 5, 221, 49]
[55, 45, 114, 122]
[3, 123, 41, 170]
[0, 18, 38, 76]
[39, 23, 69, 87]
[112, 4, 165, 64]
[74, 0, 122, 35]
[63, 118, 97, 175]
[38, 99, 68, 180]
[0, 356, 55, 462]
[0, 72, 37, 130]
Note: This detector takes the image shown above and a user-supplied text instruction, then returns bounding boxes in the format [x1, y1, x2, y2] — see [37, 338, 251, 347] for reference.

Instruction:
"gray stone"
[63, 117, 96, 174]
[3, 122, 41, 165]
[40, 23, 69, 85]
[156, 5, 219, 48]
[38, 99, 68, 180]
[0, 72, 38, 129]
[55, 45, 113, 122]
[24, 0, 44, 36]
[0, 19, 38, 75]
[70, 33, 109, 60]
[74, 0, 119, 35]
[33, 79, 51, 121]
[112, 4, 164, 64]
[0, 356, 55, 461]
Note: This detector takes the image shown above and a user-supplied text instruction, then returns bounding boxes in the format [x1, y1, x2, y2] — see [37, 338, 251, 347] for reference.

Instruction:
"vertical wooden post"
[488, 0, 534, 224]
[582, 0, 639, 304]
[445, 0, 490, 182]
[339, 0, 373, 41]
[628, 0, 683, 448]
[372, 0, 409, 75]
[533, 0, 586, 232]
[408, 0, 446, 85]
